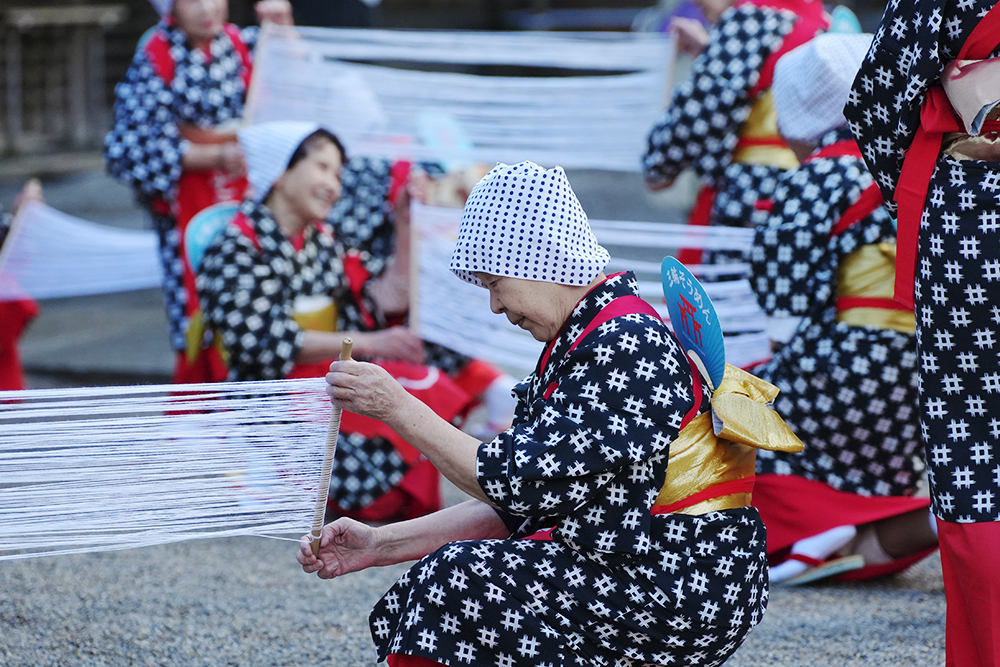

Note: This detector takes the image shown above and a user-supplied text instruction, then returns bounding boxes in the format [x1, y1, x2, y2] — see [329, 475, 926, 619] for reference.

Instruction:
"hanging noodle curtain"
[0, 378, 331, 561]
[0, 201, 162, 302]
[0, 209, 767, 561]
[0, 27, 774, 563]
[0, 201, 768, 373]
[244, 25, 675, 170]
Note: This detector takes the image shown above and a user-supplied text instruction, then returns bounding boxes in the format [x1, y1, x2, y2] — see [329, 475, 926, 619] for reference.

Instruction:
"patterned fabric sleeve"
[104, 43, 185, 201]
[642, 5, 795, 187]
[750, 140, 874, 317]
[845, 0, 998, 214]
[198, 230, 305, 381]
[477, 314, 693, 547]
[103, 25, 259, 202]
[238, 25, 259, 52]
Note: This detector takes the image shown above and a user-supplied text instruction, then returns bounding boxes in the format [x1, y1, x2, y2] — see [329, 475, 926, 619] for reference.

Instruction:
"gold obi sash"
[292, 294, 337, 333]
[837, 243, 916, 334]
[732, 90, 800, 170]
[653, 364, 803, 516]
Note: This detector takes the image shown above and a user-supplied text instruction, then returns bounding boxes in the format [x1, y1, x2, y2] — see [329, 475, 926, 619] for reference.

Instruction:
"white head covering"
[772, 33, 874, 143]
[237, 121, 323, 202]
[449, 161, 609, 288]
[149, 0, 173, 16]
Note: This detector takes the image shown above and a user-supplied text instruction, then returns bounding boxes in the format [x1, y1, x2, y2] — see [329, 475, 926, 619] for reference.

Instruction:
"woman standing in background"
[643, 0, 828, 270]
[105, 0, 293, 384]
[846, 1, 1000, 661]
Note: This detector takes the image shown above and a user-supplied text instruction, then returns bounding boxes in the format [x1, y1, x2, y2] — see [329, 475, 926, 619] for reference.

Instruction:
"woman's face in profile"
[173, 0, 228, 45]
[475, 273, 576, 343]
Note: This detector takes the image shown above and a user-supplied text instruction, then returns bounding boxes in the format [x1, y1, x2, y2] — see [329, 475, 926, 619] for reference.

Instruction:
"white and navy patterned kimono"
[104, 23, 403, 359]
[195, 199, 413, 511]
[846, 0, 1000, 523]
[643, 1, 821, 246]
[370, 273, 768, 667]
[105, 21, 258, 352]
[748, 128, 922, 497]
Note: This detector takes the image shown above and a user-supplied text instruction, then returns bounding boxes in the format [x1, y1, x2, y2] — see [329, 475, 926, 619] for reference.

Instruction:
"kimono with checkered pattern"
[195, 199, 420, 512]
[748, 127, 923, 497]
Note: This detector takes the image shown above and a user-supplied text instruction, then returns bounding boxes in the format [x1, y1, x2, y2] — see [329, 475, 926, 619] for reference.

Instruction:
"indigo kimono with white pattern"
[643, 3, 803, 233]
[748, 129, 922, 498]
[846, 0, 1000, 522]
[105, 22, 257, 351]
[370, 273, 768, 667]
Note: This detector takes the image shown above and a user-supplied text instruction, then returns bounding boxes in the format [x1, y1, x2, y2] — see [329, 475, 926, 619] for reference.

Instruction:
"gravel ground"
[0, 477, 946, 667]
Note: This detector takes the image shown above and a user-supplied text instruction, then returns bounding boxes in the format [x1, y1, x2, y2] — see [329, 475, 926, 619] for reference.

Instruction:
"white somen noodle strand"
[0, 378, 334, 561]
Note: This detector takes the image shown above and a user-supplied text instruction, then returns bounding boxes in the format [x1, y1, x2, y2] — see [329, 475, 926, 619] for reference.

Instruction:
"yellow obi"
[732, 90, 800, 170]
[187, 294, 338, 365]
[186, 309, 229, 365]
[292, 294, 337, 333]
[654, 364, 803, 516]
[837, 243, 916, 334]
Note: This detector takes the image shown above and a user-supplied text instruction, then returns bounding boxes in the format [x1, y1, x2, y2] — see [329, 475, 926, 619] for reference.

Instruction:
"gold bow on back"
[656, 364, 803, 515]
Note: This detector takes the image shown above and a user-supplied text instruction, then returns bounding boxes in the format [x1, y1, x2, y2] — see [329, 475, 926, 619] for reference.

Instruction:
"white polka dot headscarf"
[449, 161, 610, 288]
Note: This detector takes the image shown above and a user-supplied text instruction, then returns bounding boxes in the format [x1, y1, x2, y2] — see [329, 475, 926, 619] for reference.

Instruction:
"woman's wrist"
[179, 142, 225, 172]
[371, 523, 402, 567]
[381, 381, 416, 429]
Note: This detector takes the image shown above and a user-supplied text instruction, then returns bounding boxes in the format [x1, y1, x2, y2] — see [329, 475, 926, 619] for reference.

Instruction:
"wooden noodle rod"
[310, 338, 353, 556]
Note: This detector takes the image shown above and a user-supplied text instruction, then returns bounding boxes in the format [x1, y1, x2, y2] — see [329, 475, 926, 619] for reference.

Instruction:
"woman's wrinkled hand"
[218, 142, 247, 177]
[326, 358, 408, 421]
[297, 518, 381, 579]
